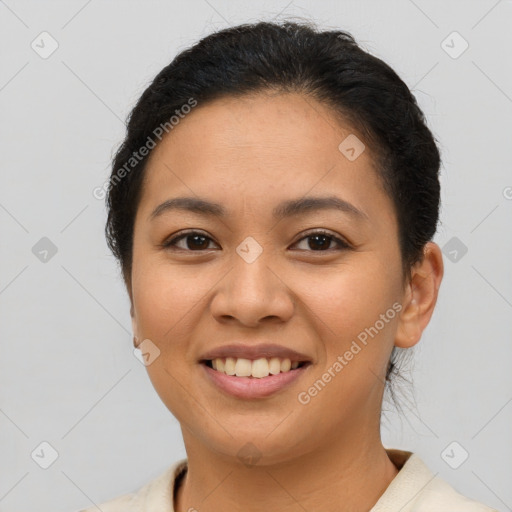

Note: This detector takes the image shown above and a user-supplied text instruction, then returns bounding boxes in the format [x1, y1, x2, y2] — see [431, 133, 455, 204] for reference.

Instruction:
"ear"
[130, 299, 140, 348]
[395, 241, 444, 348]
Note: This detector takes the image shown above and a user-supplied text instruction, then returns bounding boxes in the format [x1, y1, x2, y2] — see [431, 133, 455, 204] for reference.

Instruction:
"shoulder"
[373, 449, 498, 512]
[417, 474, 498, 511]
[77, 491, 135, 512]
[75, 459, 187, 512]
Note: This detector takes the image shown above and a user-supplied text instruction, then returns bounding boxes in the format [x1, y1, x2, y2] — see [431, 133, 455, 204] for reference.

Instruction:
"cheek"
[298, 257, 400, 396]
[300, 257, 399, 341]
[131, 258, 205, 344]
[131, 260, 208, 421]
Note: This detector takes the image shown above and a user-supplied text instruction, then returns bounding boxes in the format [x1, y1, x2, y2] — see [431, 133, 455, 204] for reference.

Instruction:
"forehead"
[137, 92, 391, 225]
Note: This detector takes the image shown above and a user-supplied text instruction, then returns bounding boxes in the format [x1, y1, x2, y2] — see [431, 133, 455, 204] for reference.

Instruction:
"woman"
[82, 20, 497, 512]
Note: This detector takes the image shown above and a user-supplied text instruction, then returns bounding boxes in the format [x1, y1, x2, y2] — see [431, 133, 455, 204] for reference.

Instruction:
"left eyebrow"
[272, 196, 369, 222]
[148, 195, 369, 222]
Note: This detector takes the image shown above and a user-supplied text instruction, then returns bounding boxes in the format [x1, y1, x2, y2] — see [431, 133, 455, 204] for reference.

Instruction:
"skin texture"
[129, 91, 444, 512]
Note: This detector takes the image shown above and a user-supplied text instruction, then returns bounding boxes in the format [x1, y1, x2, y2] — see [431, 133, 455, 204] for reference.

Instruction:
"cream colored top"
[78, 449, 498, 511]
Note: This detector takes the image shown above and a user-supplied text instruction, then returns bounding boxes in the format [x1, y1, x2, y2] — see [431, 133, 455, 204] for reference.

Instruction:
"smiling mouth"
[202, 357, 310, 378]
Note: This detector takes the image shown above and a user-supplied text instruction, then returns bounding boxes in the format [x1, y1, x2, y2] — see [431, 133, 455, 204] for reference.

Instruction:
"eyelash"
[161, 229, 351, 253]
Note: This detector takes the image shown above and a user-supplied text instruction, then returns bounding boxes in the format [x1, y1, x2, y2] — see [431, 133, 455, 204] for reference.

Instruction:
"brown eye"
[162, 231, 218, 251]
[293, 230, 350, 251]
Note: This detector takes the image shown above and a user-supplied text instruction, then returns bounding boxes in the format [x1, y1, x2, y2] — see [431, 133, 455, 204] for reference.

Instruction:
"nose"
[210, 251, 295, 327]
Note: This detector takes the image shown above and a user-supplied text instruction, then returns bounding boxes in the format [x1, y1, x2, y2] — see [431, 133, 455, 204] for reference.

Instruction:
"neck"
[175, 426, 399, 512]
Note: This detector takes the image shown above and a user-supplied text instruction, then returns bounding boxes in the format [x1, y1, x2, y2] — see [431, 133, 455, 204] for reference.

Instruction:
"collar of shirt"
[81, 449, 497, 512]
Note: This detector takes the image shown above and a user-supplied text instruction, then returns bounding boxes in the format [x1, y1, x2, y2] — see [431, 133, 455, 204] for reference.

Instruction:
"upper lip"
[199, 343, 312, 362]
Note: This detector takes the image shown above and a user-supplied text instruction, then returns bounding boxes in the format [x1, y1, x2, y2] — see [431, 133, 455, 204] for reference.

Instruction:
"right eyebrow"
[149, 197, 226, 221]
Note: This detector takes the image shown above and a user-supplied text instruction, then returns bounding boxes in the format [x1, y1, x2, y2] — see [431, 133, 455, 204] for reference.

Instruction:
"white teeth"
[251, 358, 269, 378]
[210, 356, 303, 377]
[268, 357, 281, 375]
[224, 357, 236, 375]
[280, 358, 291, 372]
[235, 358, 252, 377]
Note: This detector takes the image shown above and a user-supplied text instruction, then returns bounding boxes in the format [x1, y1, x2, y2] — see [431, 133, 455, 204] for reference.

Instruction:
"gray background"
[1, 1, 511, 511]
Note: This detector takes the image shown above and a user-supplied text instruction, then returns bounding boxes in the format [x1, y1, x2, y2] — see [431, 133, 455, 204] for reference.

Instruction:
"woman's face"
[130, 92, 412, 463]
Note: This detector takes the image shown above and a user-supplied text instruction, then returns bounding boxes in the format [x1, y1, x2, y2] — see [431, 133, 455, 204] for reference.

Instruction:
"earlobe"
[130, 304, 140, 348]
[395, 295, 421, 348]
[394, 242, 444, 348]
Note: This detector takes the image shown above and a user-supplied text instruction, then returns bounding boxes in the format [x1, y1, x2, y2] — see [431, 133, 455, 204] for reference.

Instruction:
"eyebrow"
[149, 195, 369, 222]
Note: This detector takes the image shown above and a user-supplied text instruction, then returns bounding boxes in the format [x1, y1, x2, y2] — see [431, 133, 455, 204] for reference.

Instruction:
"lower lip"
[201, 363, 310, 399]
